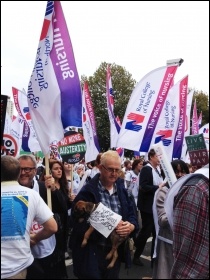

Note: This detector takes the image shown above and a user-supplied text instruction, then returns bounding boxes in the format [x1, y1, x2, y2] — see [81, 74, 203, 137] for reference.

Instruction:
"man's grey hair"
[17, 154, 37, 168]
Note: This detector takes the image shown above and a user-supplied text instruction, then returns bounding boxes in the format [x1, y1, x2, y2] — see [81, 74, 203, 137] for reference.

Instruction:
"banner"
[9, 116, 24, 156]
[1, 95, 8, 146]
[185, 133, 209, 166]
[12, 87, 41, 152]
[27, 1, 82, 156]
[148, 76, 188, 161]
[82, 81, 100, 163]
[180, 89, 194, 161]
[117, 65, 178, 152]
[172, 77, 188, 159]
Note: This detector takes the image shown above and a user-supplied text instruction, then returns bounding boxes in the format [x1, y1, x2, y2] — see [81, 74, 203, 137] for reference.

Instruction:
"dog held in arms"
[74, 200, 127, 269]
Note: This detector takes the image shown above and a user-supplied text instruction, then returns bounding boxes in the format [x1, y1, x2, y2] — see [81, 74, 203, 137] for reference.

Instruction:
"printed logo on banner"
[125, 113, 145, 132]
[154, 129, 173, 146]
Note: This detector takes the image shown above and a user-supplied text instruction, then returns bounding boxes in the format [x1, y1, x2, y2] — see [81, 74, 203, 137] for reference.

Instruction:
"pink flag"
[82, 81, 100, 163]
[27, 1, 82, 156]
[191, 99, 199, 135]
[180, 89, 194, 161]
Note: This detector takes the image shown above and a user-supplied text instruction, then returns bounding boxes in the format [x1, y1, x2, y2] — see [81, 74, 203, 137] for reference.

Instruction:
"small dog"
[74, 200, 127, 269]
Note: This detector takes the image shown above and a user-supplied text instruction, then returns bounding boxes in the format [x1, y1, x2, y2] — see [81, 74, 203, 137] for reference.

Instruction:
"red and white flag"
[82, 81, 100, 163]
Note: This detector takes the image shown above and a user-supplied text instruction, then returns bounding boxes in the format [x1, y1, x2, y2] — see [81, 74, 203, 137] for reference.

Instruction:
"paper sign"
[88, 203, 122, 238]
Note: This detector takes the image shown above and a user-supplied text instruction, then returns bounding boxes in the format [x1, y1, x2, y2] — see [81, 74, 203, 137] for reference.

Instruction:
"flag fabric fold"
[117, 65, 178, 152]
[27, 1, 82, 156]
[82, 81, 100, 163]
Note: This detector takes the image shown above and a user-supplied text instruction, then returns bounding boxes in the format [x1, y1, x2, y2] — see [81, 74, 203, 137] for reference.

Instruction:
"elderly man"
[70, 150, 139, 279]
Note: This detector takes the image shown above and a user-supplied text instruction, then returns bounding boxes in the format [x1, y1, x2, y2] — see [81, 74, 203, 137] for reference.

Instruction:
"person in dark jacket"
[70, 150, 139, 279]
[133, 148, 166, 267]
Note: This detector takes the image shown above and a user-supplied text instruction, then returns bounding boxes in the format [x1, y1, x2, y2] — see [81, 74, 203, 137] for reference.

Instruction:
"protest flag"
[106, 65, 121, 148]
[149, 75, 188, 161]
[191, 99, 199, 135]
[180, 89, 194, 161]
[171, 76, 188, 159]
[82, 81, 100, 163]
[12, 87, 41, 152]
[117, 65, 178, 152]
[27, 1, 82, 157]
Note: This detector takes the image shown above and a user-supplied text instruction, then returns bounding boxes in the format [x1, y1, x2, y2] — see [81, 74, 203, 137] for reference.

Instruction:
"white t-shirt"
[1, 181, 54, 279]
[30, 179, 56, 258]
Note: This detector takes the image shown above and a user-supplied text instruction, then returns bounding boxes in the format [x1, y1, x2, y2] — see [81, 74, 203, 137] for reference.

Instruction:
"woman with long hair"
[44, 160, 72, 279]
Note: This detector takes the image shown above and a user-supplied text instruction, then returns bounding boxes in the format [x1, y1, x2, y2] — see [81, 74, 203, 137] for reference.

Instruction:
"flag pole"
[45, 154, 52, 210]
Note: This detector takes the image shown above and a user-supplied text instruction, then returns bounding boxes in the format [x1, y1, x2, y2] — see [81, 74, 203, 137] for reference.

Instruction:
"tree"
[84, 62, 136, 154]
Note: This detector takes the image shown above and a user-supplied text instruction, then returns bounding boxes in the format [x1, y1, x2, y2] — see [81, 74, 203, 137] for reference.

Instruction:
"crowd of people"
[1, 149, 209, 279]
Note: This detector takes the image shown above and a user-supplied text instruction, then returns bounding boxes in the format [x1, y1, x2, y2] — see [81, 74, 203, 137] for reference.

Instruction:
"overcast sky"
[1, 1, 209, 101]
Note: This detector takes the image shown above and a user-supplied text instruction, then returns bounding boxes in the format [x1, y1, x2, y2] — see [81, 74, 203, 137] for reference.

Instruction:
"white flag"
[27, 1, 82, 156]
[148, 76, 188, 161]
[12, 87, 41, 152]
[117, 65, 178, 152]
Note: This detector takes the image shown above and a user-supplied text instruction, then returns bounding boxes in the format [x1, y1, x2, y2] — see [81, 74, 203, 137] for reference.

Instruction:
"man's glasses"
[20, 167, 36, 173]
[102, 165, 121, 174]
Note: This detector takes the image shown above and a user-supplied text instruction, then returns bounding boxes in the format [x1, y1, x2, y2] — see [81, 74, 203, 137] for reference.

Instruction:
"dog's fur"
[74, 200, 127, 269]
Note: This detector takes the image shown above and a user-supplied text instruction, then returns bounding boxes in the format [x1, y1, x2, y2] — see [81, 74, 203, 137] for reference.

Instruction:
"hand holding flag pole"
[45, 154, 52, 210]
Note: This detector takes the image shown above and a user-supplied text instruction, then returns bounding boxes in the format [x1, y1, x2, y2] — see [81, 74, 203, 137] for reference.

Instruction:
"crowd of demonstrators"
[152, 159, 190, 279]
[133, 148, 167, 267]
[1, 155, 57, 279]
[2, 150, 208, 280]
[70, 150, 139, 279]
